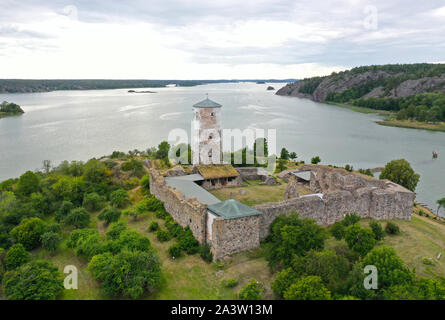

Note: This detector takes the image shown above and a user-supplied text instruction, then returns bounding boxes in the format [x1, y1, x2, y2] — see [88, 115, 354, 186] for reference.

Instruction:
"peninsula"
[0, 101, 24, 119]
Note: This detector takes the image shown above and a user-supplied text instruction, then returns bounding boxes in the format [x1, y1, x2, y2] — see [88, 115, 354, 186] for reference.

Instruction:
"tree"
[98, 207, 121, 225]
[238, 279, 264, 300]
[55, 200, 74, 222]
[289, 152, 297, 161]
[41, 232, 62, 253]
[2, 260, 64, 300]
[380, 159, 420, 191]
[280, 148, 290, 160]
[10, 217, 47, 250]
[42, 160, 52, 174]
[437, 197, 445, 215]
[140, 175, 150, 194]
[370, 221, 385, 241]
[4, 244, 30, 270]
[276, 158, 287, 173]
[271, 268, 299, 297]
[109, 189, 129, 208]
[83, 192, 105, 212]
[362, 246, 414, 289]
[253, 138, 268, 158]
[30, 192, 50, 215]
[344, 224, 376, 257]
[311, 156, 321, 164]
[168, 243, 183, 258]
[283, 276, 331, 300]
[65, 208, 91, 228]
[156, 141, 170, 159]
[16, 171, 39, 196]
[82, 159, 108, 184]
[87, 249, 162, 299]
[385, 221, 400, 235]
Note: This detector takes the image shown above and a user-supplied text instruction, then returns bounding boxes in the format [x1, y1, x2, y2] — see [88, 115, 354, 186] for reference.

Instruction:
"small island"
[0, 101, 24, 119]
[128, 90, 157, 94]
[267, 86, 275, 90]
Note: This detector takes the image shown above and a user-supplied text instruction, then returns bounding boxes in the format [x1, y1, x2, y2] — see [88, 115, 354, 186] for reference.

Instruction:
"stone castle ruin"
[149, 97, 415, 260]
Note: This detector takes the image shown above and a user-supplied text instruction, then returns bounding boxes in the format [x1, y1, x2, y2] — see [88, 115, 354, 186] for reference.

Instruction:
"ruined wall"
[201, 176, 243, 190]
[235, 167, 267, 181]
[210, 215, 260, 260]
[255, 165, 415, 241]
[148, 169, 207, 243]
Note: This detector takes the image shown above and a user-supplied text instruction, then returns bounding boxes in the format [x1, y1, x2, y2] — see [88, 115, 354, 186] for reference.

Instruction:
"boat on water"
[433, 151, 439, 158]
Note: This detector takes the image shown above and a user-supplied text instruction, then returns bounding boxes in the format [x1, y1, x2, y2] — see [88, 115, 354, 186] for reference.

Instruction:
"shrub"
[155, 209, 168, 219]
[106, 221, 127, 240]
[238, 279, 264, 300]
[4, 244, 30, 270]
[156, 229, 171, 242]
[343, 213, 360, 226]
[65, 208, 91, 228]
[200, 243, 213, 262]
[141, 175, 150, 194]
[82, 192, 105, 212]
[168, 243, 183, 258]
[423, 257, 434, 266]
[385, 222, 400, 235]
[46, 223, 62, 234]
[177, 227, 199, 254]
[344, 224, 376, 257]
[98, 207, 122, 225]
[271, 267, 299, 297]
[330, 221, 346, 240]
[311, 156, 321, 164]
[55, 200, 74, 222]
[67, 229, 104, 259]
[148, 221, 159, 232]
[370, 221, 385, 241]
[41, 232, 62, 253]
[2, 260, 64, 300]
[109, 189, 130, 208]
[222, 278, 239, 288]
[380, 159, 420, 192]
[283, 276, 331, 300]
[165, 220, 184, 238]
[10, 217, 47, 250]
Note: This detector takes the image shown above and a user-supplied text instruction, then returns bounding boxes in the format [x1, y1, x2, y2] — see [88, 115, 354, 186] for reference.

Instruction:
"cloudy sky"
[1, 0, 444, 79]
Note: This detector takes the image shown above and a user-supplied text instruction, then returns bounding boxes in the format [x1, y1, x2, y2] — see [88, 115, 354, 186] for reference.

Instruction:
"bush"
[10, 217, 47, 250]
[55, 200, 74, 222]
[82, 192, 105, 212]
[156, 229, 171, 242]
[4, 244, 30, 270]
[423, 257, 434, 266]
[2, 260, 64, 300]
[155, 209, 168, 219]
[141, 175, 150, 194]
[106, 221, 127, 240]
[148, 221, 159, 232]
[344, 224, 376, 257]
[271, 267, 299, 297]
[67, 229, 104, 259]
[200, 243, 213, 262]
[98, 207, 122, 225]
[283, 276, 331, 300]
[41, 232, 62, 252]
[370, 221, 385, 241]
[311, 156, 321, 164]
[222, 278, 239, 288]
[168, 243, 183, 258]
[177, 227, 200, 254]
[165, 220, 184, 238]
[385, 222, 400, 235]
[238, 279, 264, 300]
[65, 208, 91, 228]
[330, 221, 346, 240]
[343, 213, 360, 226]
[109, 189, 130, 208]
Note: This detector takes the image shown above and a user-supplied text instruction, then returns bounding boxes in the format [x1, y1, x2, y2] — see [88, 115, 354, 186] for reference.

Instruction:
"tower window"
[209, 134, 213, 140]
[208, 150, 212, 158]
[211, 112, 215, 116]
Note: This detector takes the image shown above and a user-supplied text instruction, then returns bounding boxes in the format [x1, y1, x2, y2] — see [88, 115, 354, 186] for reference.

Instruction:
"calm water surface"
[1, 83, 444, 215]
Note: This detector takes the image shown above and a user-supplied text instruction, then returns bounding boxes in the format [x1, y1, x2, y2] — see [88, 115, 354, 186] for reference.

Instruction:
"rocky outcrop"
[283, 176, 299, 200]
[165, 165, 186, 177]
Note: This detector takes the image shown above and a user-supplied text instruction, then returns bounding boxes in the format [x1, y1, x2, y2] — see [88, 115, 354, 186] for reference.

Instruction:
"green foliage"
[65, 207, 91, 228]
[67, 229, 104, 259]
[311, 156, 321, 164]
[16, 171, 39, 196]
[98, 207, 122, 225]
[106, 221, 127, 240]
[168, 243, 183, 258]
[55, 200, 74, 222]
[41, 232, 62, 252]
[344, 224, 376, 257]
[110, 189, 129, 208]
[156, 141, 170, 159]
[82, 159, 108, 184]
[156, 229, 171, 242]
[370, 221, 385, 240]
[280, 148, 290, 160]
[30, 192, 50, 215]
[359, 168, 374, 177]
[344, 164, 353, 172]
[10, 217, 47, 250]
[283, 276, 331, 300]
[275, 158, 287, 173]
[330, 213, 361, 240]
[0, 101, 24, 114]
[267, 212, 327, 268]
[82, 192, 105, 212]
[238, 279, 264, 300]
[87, 249, 161, 299]
[148, 221, 159, 232]
[199, 243, 213, 263]
[385, 221, 400, 235]
[222, 278, 239, 288]
[2, 260, 63, 300]
[298, 76, 324, 95]
[177, 227, 200, 254]
[289, 152, 297, 160]
[380, 159, 420, 192]
[120, 159, 145, 177]
[271, 267, 300, 297]
[5, 244, 30, 270]
[140, 175, 150, 194]
[155, 209, 168, 219]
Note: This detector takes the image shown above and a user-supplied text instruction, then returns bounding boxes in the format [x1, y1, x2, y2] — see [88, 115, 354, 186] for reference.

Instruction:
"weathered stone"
[260, 176, 280, 186]
[283, 176, 299, 200]
[165, 165, 186, 177]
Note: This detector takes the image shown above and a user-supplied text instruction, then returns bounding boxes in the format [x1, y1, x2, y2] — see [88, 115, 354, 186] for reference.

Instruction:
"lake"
[1, 82, 444, 215]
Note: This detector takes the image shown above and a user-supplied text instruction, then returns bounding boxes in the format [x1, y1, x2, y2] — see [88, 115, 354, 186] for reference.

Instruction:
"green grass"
[324, 101, 391, 115]
[377, 119, 445, 133]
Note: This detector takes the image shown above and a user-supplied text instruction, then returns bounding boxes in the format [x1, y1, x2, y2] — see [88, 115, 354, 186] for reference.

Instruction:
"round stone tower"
[192, 96, 222, 165]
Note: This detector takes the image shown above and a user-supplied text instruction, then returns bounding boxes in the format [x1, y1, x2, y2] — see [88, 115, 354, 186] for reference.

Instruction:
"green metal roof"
[193, 98, 222, 108]
[207, 199, 262, 219]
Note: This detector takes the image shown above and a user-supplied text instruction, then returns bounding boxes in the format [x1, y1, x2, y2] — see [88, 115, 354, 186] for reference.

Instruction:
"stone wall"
[201, 176, 243, 190]
[235, 167, 268, 181]
[148, 169, 207, 244]
[210, 215, 260, 260]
